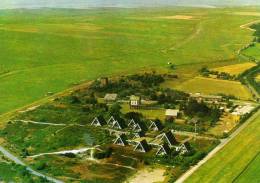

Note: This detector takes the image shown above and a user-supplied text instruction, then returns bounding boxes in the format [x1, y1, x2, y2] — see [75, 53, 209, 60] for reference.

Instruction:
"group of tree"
[199, 67, 236, 80]
[181, 99, 221, 126]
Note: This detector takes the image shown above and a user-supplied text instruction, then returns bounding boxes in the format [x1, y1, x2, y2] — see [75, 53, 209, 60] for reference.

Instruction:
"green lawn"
[0, 7, 257, 114]
[185, 111, 260, 183]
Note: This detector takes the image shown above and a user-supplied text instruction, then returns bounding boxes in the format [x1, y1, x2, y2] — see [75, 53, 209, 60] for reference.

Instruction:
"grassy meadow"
[185, 111, 260, 183]
[0, 7, 258, 114]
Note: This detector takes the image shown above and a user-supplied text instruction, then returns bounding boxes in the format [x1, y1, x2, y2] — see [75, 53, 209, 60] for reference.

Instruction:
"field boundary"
[232, 151, 260, 183]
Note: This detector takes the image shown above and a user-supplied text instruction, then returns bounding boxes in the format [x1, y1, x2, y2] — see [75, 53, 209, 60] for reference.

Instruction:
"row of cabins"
[91, 115, 167, 132]
[91, 116, 191, 156]
[114, 132, 191, 156]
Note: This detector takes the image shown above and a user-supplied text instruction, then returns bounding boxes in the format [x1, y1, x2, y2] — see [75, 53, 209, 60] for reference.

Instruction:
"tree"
[109, 103, 122, 115]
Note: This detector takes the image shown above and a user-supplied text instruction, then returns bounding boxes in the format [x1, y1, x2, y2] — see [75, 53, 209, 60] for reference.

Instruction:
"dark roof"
[163, 131, 178, 146]
[112, 117, 126, 129]
[128, 119, 137, 127]
[134, 139, 150, 152]
[133, 123, 143, 132]
[134, 131, 145, 138]
[114, 134, 128, 146]
[91, 116, 106, 126]
[149, 120, 164, 131]
[183, 142, 192, 150]
[156, 143, 171, 156]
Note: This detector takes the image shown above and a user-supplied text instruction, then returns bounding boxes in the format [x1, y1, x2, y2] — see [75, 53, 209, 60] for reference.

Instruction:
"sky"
[1, 0, 260, 9]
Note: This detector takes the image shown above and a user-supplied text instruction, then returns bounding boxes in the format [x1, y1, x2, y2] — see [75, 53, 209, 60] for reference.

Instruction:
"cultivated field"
[235, 153, 260, 183]
[212, 62, 256, 75]
[175, 76, 253, 100]
[0, 7, 257, 114]
[185, 111, 260, 183]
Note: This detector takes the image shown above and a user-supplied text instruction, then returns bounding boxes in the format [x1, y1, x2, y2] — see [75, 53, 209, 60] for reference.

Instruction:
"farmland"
[0, 7, 258, 114]
[235, 153, 260, 183]
[212, 62, 256, 76]
[175, 76, 253, 100]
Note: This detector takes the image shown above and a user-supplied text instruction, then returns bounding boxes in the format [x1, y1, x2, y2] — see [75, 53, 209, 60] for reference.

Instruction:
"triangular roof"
[134, 139, 150, 153]
[182, 142, 192, 150]
[114, 134, 128, 146]
[107, 116, 116, 126]
[133, 131, 145, 138]
[91, 116, 106, 127]
[111, 117, 126, 129]
[161, 131, 177, 146]
[133, 123, 143, 132]
[156, 144, 171, 156]
[149, 120, 163, 131]
[128, 119, 137, 128]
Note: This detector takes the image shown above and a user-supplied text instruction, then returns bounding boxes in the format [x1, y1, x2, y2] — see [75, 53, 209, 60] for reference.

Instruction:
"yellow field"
[175, 77, 253, 100]
[207, 113, 240, 137]
[212, 62, 256, 75]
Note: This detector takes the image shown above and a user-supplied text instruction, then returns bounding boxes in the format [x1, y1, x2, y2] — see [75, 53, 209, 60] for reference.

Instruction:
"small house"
[91, 116, 106, 127]
[107, 116, 117, 126]
[165, 109, 179, 120]
[129, 95, 141, 109]
[160, 131, 178, 146]
[128, 119, 137, 129]
[108, 117, 125, 130]
[177, 142, 192, 155]
[134, 139, 150, 153]
[133, 131, 145, 138]
[188, 117, 200, 124]
[190, 93, 223, 103]
[114, 134, 128, 146]
[156, 143, 171, 156]
[104, 93, 118, 103]
[149, 120, 164, 131]
[133, 123, 143, 132]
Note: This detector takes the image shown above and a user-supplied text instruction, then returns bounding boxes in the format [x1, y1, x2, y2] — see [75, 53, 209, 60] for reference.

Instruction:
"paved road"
[0, 146, 63, 183]
[175, 110, 260, 183]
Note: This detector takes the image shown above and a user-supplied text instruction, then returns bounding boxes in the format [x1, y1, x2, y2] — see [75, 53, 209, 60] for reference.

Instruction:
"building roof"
[149, 120, 164, 131]
[128, 119, 137, 128]
[189, 117, 200, 124]
[104, 93, 118, 101]
[134, 139, 150, 153]
[156, 143, 171, 156]
[161, 131, 178, 146]
[130, 95, 141, 101]
[114, 134, 128, 146]
[190, 93, 222, 100]
[133, 131, 145, 138]
[111, 117, 126, 129]
[91, 116, 106, 126]
[165, 109, 179, 117]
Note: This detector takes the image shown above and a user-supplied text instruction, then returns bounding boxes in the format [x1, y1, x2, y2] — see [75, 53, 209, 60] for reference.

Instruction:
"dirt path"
[176, 110, 260, 183]
[169, 22, 202, 51]
[126, 167, 166, 183]
[240, 20, 260, 31]
[29, 147, 95, 158]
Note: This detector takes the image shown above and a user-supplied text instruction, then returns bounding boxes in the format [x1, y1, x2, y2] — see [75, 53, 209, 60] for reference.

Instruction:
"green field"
[185, 111, 260, 183]
[0, 7, 258, 114]
[235, 153, 260, 183]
